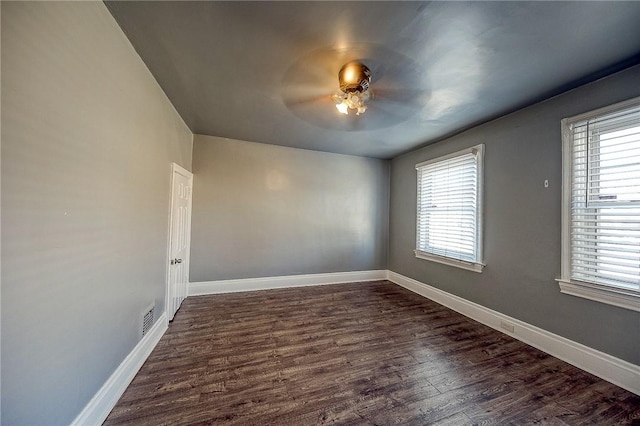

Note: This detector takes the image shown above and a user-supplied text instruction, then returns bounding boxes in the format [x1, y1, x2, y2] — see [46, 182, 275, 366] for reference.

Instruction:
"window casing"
[559, 97, 640, 312]
[415, 145, 484, 273]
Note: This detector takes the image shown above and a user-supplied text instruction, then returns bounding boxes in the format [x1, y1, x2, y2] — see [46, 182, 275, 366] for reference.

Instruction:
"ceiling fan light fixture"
[333, 90, 370, 115]
[333, 61, 372, 116]
[335, 101, 349, 115]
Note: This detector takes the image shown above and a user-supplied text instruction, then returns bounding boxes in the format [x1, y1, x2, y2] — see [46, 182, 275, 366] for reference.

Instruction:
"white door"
[167, 163, 193, 321]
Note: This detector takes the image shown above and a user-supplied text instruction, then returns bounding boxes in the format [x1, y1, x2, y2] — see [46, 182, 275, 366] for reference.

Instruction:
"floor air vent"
[141, 304, 154, 337]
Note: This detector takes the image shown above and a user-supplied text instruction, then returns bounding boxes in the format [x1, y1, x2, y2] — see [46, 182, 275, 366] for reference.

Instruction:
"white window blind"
[560, 97, 640, 311]
[415, 145, 484, 271]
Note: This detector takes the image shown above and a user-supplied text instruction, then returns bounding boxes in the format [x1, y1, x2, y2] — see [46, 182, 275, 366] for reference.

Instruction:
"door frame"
[165, 162, 194, 323]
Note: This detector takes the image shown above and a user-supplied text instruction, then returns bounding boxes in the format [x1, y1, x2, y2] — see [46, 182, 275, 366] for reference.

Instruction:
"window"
[415, 144, 484, 272]
[559, 97, 640, 312]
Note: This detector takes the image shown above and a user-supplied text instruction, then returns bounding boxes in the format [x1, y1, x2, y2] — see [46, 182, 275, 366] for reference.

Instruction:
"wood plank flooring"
[104, 281, 640, 425]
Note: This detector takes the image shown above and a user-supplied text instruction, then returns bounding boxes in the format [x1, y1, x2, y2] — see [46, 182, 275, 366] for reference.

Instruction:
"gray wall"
[1, 2, 193, 425]
[190, 135, 389, 282]
[389, 65, 640, 365]
[1, 2, 637, 424]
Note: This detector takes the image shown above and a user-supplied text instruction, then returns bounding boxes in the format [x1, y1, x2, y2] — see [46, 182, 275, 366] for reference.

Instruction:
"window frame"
[414, 144, 485, 273]
[558, 96, 640, 312]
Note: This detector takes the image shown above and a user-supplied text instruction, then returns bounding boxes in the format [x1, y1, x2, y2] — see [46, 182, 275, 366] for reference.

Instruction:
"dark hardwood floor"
[104, 281, 640, 425]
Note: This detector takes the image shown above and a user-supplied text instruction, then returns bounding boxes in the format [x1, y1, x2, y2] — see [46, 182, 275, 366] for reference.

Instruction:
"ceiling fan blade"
[283, 92, 330, 107]
[373, 87, 424, 104]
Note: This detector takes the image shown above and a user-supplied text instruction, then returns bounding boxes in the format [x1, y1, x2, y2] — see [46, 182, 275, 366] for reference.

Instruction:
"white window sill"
[556, 279, 640, 313]
[414, 250, 484, 273]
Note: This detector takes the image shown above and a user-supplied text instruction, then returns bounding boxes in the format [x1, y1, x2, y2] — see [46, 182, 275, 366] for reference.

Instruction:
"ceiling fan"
[332, 61, 372, 116]
[281, 44, 427, 132]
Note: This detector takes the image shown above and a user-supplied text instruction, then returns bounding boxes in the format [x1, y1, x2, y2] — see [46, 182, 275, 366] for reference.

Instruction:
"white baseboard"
[387, 271, 640, 396]
[189, 270, 388, 296]
[70, 269, 638, 426]
[71, 312, 168, 426]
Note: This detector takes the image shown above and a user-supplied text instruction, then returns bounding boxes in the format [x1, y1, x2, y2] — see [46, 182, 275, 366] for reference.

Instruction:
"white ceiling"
[105, 1, 640, 159]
